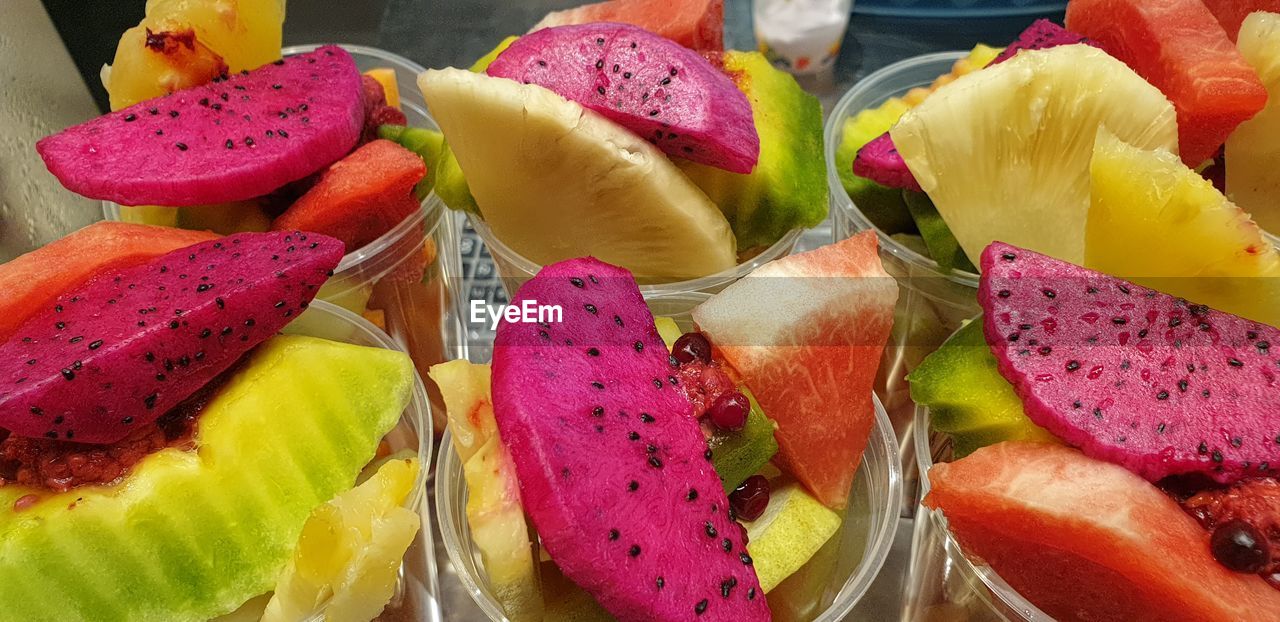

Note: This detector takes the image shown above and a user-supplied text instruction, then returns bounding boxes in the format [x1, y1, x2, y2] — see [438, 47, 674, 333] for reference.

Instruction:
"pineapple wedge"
[1226, 12, 1280, 234]
[263, 458, 421, 622]
[891, 45, 1178, 265]
[430, 360, 544, 622]
[1087, 129, 1280, 327]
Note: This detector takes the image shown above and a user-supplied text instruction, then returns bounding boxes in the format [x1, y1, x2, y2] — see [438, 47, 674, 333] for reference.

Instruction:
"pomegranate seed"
[707, 391, 749, 431]
[730, 475, 770, 521]
[1211, 519, 1270, 574]
[672, 332, 712, 365]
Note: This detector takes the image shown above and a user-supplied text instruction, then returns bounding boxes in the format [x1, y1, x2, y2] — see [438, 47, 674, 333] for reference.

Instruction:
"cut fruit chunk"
[924, 442, 1280, 621]
[364, 68, 401, 110]
[429, 360, 543, 622]
[378, 125, 445, 199]
[890, 44, 1178, 266]
[0, 222, 216, 342]
[1226, 11, 1280, 234]
[909, 320, 1054, 458]
[1202, 0, 1280, 40]
[1066, 0, 1268, 167]
[902, 191, 974, 274]
[1087, 129, 1280, 328]
[418, 68, 736, 282]
[0, 335, 413, 621]
[531, 0, 725, 52]
[262, 457, 421, 622]
[693, 231, 898, 509]
[742, 478, 841, 593]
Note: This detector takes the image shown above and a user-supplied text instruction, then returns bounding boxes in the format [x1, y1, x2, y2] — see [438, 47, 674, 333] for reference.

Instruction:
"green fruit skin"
[908, 319, 1054, 458]
[708, 387, 779, 494]
[678, 51, 828, 250]
[432, 36, 518, 216]
[902, 190, 975, 273]
[378, 124, 445, 199]
[834, 98, 915, 235]
[0, 335, 413, 622]
[845, 177, 916, 236]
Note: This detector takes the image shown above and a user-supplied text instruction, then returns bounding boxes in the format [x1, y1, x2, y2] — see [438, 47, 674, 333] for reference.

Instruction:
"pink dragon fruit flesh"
[37, 45, 364, 207]
[979, 241, 1280, 485]
[853, 21, 1095, 192]
[492, 258, 770, 621]
[988, 19, 1096, 66]
[852, 133, 921, 192]
[0, 231, 343, 444]
[485, 22, 760, 174]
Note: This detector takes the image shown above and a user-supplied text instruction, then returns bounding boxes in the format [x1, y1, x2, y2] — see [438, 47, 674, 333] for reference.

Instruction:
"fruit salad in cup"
[0, 225, 435, 621]
[433, 231, 902, 621]
[418, 0, 827, 296]
[38, 1, 463, 431]
[910, 240, 1280, 621]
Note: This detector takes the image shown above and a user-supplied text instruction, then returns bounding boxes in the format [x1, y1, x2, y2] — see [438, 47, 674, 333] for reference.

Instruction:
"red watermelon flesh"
[531, 0, 724, 52]
[1201, 0, 1280, 40]
[691, 231, 898, 509]
[1066, 0, 1268, 167]
[925, 442, 1280, 622]
[0, 222, 218, 343]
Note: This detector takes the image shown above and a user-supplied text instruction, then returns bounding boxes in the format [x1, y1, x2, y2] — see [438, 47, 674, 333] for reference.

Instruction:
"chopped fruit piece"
[902, 190, 974, 273]
[429, 360, 543, 622]
[672, 331, 713, 365]
[988, 19, 1096, 65]
[1183, 478, 1280, 584]
[926, 442, 1280, 619]
[364, 68, 401, 109]
[0, 222, 216, 342]
[729, 474, 771, 522]
[1201, 0, 1280, 40]
[743, 477, 841, 593]
[419, 68, 737, 282]
[0, 335, 414, 621]
[105, 0, 286, 110]
[1066, 0, 1268, 166]
[362, 308, 387, 331]
[1226, 12, 1280, 233]
[272, 139, 426, 251]
[531, 0, 725, 52]
[708, 391, 749, 431]
[1087, 129, 1280, 328]
[263, 458, 421, 622]
[378, 125, 445, 199]
[693, 231, 897, 509]
[909, 320, 1055, 458]
[891, 44, 1178, 265]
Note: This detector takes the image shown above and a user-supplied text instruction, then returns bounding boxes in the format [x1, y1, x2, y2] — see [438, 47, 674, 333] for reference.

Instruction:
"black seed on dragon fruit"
[0, 231, 343, 445]
[491, 258, 769, 621]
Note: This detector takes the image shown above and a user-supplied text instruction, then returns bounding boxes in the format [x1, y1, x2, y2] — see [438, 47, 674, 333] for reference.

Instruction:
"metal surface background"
[8, 1, 1062, 619]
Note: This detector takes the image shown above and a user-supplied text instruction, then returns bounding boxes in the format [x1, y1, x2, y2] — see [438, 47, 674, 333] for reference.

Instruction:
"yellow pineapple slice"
[106, 0, 286, 110]
[1087, 129, 1280, 327]
[429, 360, 544, 621]
[262, 457, 421, 622]
[1226, 12, 1280, 234]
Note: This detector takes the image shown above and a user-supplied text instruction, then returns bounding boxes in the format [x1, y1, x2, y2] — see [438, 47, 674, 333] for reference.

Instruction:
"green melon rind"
[0, 335, 413, 622]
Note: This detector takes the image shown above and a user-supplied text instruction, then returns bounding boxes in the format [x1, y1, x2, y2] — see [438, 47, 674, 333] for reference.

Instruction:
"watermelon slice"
[531, 0, 724, 52]
[1066, 0, 1268, 167]
[0, 222, 218, 342]
[1201, 0, 1280, 40]
[691, 231, 898, 509]
[925, 442, 1280, 621]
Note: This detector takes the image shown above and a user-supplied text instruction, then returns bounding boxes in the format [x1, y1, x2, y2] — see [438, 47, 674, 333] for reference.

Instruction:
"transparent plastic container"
[436, 292, 902, 622]
[105, 44, 467, 432]
[825, 51, 980, 506]
[283, 299, 442, 622]
[470, 217, 803, 316]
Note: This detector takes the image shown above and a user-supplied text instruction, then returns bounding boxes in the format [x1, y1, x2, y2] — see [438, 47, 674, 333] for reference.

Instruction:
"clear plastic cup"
[470, 217, 804, 316]
[436, 292, 902, 621]
[825, 51, 981, 507]
[904, 325, 1050, 622]
[104, 44, 468, 432]
[283, 299, 442, 622]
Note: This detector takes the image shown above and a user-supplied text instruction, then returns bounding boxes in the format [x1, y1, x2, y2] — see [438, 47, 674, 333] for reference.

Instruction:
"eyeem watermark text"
[470, 300, 563, 330]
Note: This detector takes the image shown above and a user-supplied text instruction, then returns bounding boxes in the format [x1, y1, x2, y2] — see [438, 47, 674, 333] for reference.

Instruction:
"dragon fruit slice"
[37, 45, 364, 207]
[0, 231, 343, 444]
[485, 22, 759, 173]
[852, 133, 921, 192]
[492, 258, 770, 621]
[853, 21, 1095, 191]
[978, 241, 1280, 484]
[989, 19, 1096, 65]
